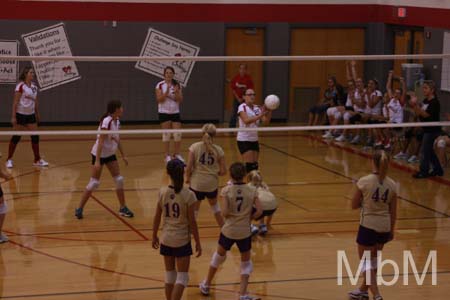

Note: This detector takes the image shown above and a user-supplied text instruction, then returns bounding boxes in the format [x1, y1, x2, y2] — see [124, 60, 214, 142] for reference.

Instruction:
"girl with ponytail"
[348, 150, 398, 300]
[247, 170, 278, 235]
[75, 100, 133, 219]
[152, 158, 201, 300]
[186, 123, 226, 226]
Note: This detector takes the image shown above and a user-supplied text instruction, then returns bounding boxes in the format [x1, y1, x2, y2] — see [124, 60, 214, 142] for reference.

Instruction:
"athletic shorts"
[91, 154, 117, 165]
[16, 113, 36, 125]
[255, 208, 277, 220]
[237, 141, 260, 154]
[219, 233, 252, 253]
[356, 225, 392, 246]
[309, 104, 330, 114]
[160, 242, 193, 257]
[189, 187, 218, 201]
[367, 118, 386, 124]
[349, 113, 363, 124]
[159, 113, 181, 123]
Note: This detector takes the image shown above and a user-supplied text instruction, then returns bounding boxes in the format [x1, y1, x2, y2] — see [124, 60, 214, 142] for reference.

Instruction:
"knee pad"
[326, 107, 337, 117]
[86, 177, 100, 191]
[245, 162, 258, 173]
[361, 257, 377, 272]
[113, 175, 124, 189]
[162, 132, 171, 142]
[371, 257, 378, 270]
[240, 260, 253, 275]
[343, 112, 351, 121]
[175, 272, 189, 287]
[0, 201, 7, 214]
[165, 270, 177, 285]
[11, 135, 21, 144]
[210, 251, 226, 268]
[210, 202, 221, 214]
[437, 139, 446, 149]
[31, 135, 39, 144]
[173, 132, 182, 142]
[334, 111, 342, 119]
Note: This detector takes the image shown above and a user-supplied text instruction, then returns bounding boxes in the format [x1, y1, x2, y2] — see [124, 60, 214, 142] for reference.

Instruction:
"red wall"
[2, 1, 450, 28]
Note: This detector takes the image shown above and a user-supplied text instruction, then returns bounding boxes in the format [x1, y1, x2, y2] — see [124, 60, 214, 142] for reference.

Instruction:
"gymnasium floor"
[0, 126, 449, 300]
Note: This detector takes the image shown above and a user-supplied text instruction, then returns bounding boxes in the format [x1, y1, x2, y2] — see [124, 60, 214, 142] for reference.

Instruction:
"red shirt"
[230, 74, 254, 99]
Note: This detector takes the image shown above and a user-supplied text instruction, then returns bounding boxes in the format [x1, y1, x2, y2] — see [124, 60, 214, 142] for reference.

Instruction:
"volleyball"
[264, 94, 280, 110]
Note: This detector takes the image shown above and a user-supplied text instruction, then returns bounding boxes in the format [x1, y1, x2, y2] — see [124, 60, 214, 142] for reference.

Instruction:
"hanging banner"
[22, 23, 81, 91]
[0, 40, 19, 84]
[136, 28, 200, 87]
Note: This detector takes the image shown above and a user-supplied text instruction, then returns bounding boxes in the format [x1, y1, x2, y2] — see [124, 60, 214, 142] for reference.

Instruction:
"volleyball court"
[0, 54, 449, 300]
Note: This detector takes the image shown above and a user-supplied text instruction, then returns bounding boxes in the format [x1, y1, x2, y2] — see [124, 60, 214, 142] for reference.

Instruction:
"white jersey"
[91, 115, 120, 158]
[387, 98, 403, 123]
[15, 82, 37, 115]
[353, 90, 365, 113]
[367, 90, 383, 116]
[345, 91, 354, 107]
[237, 103, 261, 142]
[156, 80, 181, 114]
[357, 174, 398, 232]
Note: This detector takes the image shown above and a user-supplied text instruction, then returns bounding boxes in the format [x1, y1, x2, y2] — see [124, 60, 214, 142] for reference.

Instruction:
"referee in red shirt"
[229, 64, 254, 128]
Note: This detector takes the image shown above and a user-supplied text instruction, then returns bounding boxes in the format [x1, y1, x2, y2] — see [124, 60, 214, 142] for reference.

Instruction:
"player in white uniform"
[186, 123, 226, 226]
[155, 66, 184, 163]
[152, 158, 201, 300]
[364, 79, 383, 146]
[237, 89, 272, 173]
[199, 162, 262, 300]
[6, 67, 48, 168]
[349, 150, 398, 300]
[75, 100, 133, 219]
[247, 170, 278, 235]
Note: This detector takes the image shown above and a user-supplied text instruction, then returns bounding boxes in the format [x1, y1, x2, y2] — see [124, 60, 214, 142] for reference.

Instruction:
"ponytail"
[100, 100, 122, 122]
[201, 123, 217, 157]
[247, 170, 263, 188]
[166, 159, 185, 193]
[373, 150, 390, 183]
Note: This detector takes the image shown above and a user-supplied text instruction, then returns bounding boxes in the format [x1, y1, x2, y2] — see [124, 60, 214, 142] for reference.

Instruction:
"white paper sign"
[22, 23, 80, 91]
[441, 32, 450, 92]
[136, 28, 200, 87]
[0, 40, 19, 84]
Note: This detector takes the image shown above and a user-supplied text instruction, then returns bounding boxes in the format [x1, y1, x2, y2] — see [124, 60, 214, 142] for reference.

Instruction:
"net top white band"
[3, 122, 449, 136]
[4, 53, 450, 62]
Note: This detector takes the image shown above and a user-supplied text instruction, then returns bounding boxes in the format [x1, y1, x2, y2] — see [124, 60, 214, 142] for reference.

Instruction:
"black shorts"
[309, 103, 330, 114]
[160, 242, 193, 257]
[219, 233, 252, 253]
[344, 106, 354, 111]
[237, 141, 260, 154]
[367, 118, 386, 124]
[159, 113, 181, 123]
[189, 187, 218, 201]
[255, 208, 277, 220]
[349, 113, 363, 124]
[356, 225, 392, 246]
[16, 113, 36, 125]
[91, 154, 117, 165]
[0, 186, 3, 198]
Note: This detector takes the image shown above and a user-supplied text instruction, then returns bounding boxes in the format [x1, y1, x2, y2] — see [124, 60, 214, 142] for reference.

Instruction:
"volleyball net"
[1, 53, 450, 139]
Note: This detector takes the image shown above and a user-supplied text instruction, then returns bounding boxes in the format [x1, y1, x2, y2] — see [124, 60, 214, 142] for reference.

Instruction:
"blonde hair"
[247, 170, 268, 189]
[202, 123, 217, 156]
[373, 150, 390, 182]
